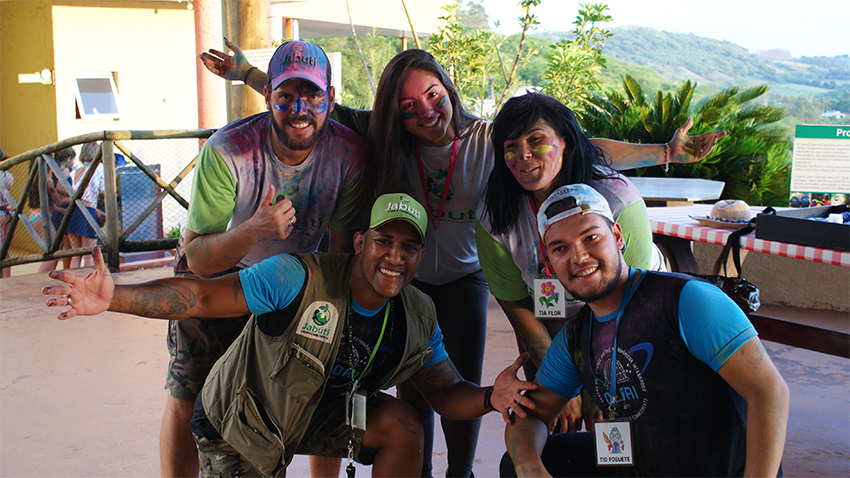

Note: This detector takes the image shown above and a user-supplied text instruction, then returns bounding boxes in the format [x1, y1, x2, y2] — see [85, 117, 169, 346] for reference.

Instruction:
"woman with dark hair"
[67, 142, 105, 268]
[201, 44, 728, 478]
[475, 93, 657, 415]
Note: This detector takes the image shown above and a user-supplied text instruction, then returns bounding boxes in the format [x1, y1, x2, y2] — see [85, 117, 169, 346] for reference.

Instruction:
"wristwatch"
[483, 385, 495, 412]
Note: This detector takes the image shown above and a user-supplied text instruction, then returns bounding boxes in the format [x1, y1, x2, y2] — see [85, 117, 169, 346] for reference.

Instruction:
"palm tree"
[582, 75, 792, 206]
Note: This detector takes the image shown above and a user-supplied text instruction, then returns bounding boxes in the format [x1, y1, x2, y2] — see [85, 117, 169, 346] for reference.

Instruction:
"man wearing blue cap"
[165, 40, 370, 476]
[44, 193, 536, 478]
[501, 184, 789, 477]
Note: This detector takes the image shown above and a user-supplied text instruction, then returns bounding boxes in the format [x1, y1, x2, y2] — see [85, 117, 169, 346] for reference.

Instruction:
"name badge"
[594, 421, 634, 466]
[533, 278, 566, 319]
[345, 390, 367, 431]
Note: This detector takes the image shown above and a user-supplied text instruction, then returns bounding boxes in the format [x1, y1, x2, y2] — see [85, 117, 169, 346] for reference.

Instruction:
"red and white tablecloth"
[647, 205, 850, 268]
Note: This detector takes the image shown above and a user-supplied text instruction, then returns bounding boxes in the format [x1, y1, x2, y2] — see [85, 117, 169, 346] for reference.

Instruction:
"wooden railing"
[0, 130, 214, 272]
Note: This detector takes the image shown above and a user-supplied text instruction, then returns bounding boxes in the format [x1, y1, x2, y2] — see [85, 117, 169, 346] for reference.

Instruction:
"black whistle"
[346, 463, 356, 478]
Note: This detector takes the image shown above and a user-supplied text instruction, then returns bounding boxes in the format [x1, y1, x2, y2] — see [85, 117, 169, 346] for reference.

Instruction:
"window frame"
[73, 72, 122, 121]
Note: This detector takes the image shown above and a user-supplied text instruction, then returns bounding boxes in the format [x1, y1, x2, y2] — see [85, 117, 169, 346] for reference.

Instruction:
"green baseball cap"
[370, 193, 428, 244]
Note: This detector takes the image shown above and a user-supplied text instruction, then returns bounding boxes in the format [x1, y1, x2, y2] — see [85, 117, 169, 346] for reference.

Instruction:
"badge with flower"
[539, 281, 560, 308]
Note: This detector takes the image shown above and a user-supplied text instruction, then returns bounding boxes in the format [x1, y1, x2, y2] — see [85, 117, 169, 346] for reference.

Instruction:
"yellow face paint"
[533, 144, 555, 156]
[505, 151, 517, 162]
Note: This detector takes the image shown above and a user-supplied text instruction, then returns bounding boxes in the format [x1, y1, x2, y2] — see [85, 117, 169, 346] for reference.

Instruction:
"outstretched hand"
[42, 247, 114, 320]
[668, 117, 729, 164]
[492, 353, 538, 424]
[246, 184, 297, 242]
[199, 37, 253, 81]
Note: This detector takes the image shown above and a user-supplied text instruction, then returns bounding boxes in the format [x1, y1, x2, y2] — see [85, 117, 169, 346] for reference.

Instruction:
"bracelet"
[664, 142, 670, 173]
[242, 66, 258, 84]
[483, 385, 495, 412]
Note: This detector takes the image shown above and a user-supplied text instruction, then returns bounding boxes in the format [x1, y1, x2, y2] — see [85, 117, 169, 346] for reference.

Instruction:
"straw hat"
[710, 200, 753, 222]
[690, 199, 753, 228]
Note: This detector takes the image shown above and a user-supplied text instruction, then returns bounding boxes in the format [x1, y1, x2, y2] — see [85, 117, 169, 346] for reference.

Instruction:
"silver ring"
[289, 217, 295, 226]
[67, 296, 72, 306]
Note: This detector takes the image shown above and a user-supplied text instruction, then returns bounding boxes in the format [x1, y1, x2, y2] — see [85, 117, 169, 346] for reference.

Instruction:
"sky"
[481, 0, 848, 58]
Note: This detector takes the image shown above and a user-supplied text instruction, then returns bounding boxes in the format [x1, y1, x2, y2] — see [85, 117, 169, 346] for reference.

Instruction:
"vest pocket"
[268, 343, 326, 443]
[220, 388, 286, 476]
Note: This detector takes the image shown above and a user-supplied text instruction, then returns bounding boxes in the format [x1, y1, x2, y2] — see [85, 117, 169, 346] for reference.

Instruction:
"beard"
[271, 115, 324, 151]
[565, 258, 623, 304]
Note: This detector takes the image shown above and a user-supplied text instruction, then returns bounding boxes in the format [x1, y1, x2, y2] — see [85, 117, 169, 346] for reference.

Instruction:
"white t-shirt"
[408, 120, 494, 285]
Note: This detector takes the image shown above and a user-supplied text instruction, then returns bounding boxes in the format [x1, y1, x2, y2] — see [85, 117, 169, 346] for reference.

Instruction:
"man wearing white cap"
[165, 40, 370, 476]
[501, 184, 789, 477]
[43, 194, 535, 478]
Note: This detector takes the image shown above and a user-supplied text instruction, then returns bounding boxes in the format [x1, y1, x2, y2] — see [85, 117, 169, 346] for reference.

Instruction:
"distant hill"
[537, 26, 850, 94]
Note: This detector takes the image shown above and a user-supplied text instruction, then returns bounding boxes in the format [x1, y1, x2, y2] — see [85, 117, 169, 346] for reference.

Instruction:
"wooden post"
[222, 0, 270, 122]
[102, 141, 120, 272]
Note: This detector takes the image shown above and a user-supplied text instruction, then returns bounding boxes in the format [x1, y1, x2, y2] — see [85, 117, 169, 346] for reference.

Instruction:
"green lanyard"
[347, 299, 391, 393]
[345, 296, 391, 478]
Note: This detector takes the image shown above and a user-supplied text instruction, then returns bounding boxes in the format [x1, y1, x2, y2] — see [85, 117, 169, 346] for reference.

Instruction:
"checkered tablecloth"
[647, 205, 850, 267]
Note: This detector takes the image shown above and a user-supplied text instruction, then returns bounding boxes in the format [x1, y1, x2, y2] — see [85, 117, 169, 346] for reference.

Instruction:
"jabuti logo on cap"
[268, 41, 329, 91]
[370, 193, 428, 244]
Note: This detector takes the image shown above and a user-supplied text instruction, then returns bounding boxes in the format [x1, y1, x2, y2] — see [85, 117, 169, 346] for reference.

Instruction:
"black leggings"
[401, 270, 489, 477]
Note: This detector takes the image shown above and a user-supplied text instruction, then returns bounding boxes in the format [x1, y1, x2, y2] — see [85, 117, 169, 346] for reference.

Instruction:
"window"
[74, 73, 121, 120]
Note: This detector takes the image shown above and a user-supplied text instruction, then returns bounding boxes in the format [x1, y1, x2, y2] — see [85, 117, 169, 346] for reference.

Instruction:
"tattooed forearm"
[125, 283, 199, 319]
[414, 359, 461, 400]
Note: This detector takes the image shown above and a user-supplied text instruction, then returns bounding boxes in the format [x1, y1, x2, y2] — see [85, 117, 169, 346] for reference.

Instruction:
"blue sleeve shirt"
[238, 254, 306, 315]
[537, 273, 756, 398]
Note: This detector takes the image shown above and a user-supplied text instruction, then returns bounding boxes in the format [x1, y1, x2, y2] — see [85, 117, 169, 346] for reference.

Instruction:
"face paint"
[293, 98, 305, 114]
[273, 104, 288, 112]
[400, 112, 416, 121]
[504, 151, 517, 162]
[436, 95, 447, 109]
[533, 144, 556, 157]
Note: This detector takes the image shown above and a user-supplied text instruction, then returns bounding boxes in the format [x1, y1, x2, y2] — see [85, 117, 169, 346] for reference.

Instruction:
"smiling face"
[351, 220, 426, 309]
[544, 212, 628, 315]
[265, 78, 334, 162]
[397, 69, 456, 147]
[503, 119, 567, 204]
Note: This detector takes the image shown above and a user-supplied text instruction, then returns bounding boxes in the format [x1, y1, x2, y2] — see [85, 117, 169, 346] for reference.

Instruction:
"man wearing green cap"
[43, 193, 536, 477]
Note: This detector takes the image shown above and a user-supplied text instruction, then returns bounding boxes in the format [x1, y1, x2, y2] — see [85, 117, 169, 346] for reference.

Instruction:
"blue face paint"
[293, 98, 305, 114]
[312, 101, 328, 114]
[273, 104, 288, 112]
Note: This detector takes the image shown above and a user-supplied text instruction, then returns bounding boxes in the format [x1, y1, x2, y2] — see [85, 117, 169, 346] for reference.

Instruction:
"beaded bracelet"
[664, 142, 670, 173]
[242, 66, 258, 84]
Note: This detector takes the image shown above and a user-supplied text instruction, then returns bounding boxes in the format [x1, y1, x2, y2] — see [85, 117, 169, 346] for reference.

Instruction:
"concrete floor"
[1, 266, 848, 477]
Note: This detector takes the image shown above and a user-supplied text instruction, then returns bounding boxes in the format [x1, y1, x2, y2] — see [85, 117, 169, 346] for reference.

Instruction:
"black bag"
[691, 208, 775, 312]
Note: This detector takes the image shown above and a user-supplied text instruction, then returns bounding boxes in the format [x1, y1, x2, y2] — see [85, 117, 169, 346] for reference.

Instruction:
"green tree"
[542, 3, 612, 113]
[428, 1, 541, 117]
[457, 0, 489, 30]
[584, 75, 792, 206]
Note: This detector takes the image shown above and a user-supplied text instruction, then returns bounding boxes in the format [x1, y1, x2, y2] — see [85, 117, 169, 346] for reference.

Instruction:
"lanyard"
[588, 267, 639, 420]
[415, 137, 459, 231]
[529, 196, 553, 278]
[347, 299, 391, 392]
[345, 297, 391, 478]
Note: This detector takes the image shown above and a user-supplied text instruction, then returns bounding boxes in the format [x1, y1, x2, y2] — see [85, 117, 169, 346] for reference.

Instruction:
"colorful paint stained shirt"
[475, 169, 652, 302]
[537, 270, 754, 476]
[186, 112, 367, 268]
[408, 119, 494, 285]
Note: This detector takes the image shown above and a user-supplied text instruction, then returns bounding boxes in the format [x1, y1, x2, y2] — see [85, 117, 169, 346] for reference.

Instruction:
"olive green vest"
[202, 253, 436, 476]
